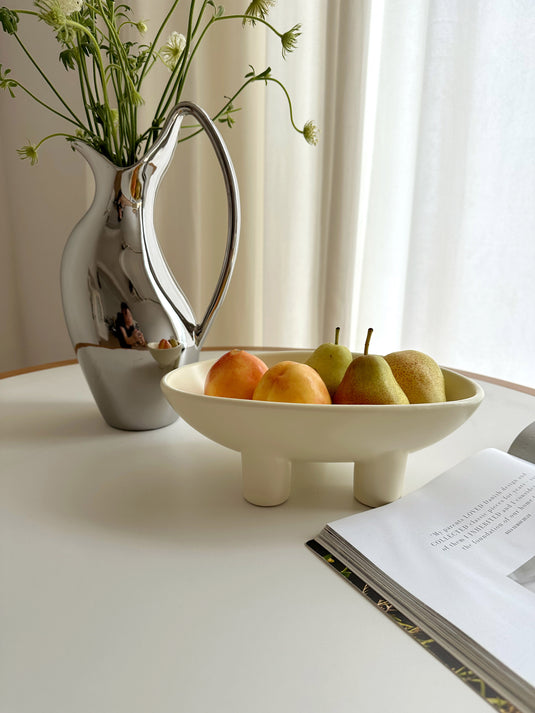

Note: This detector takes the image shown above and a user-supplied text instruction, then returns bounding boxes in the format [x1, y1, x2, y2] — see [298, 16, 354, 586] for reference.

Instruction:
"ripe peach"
[204, 349, 268, 400]
[158, 338, 172, 349]
[252, 361, 332, 404]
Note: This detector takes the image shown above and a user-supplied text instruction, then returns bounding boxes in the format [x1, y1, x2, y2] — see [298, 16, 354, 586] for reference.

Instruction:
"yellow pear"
[334, 329, 409, 405]
[306, 327, 353, 398]
[384, 349, 446, 404]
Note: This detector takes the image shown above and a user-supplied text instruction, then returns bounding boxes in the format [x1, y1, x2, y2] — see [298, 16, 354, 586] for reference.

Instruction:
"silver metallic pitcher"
[60, 101, 240, 430]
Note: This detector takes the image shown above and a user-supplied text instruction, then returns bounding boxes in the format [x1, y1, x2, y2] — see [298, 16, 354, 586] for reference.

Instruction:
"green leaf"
[256, 66, 271, 80]
[59, 48, 77, 70]
[0, 63, 17, 96]
[0, 7, 19, 34]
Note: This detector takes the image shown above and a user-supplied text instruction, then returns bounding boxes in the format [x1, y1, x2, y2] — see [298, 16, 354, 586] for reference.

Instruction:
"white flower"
[243, 0, 276, 25]
[303, 120, 319, 146]
[160, 32, 186, 71]
[57, 0, 82, 16]
[281, 23, 301, 57]
[36, 0, 81, 27]
[17, 142, 39, 165]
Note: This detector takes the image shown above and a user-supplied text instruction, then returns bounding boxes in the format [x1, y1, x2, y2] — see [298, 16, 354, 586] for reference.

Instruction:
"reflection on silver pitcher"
[60, 101, 240, 430]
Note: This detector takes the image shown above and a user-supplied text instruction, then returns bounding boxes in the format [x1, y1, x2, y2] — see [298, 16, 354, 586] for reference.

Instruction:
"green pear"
[306, 327, 353, 398]
[384, 349, 446, 404]
[333, 328, 409, 405]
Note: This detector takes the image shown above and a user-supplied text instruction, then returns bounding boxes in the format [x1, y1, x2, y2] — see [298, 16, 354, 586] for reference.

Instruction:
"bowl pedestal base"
[241, 452, 292, 506]
[353, 450, 408, 507]
[240, 450, 409, 508]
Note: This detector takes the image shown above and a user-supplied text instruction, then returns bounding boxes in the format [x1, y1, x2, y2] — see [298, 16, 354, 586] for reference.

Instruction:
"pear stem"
[364, 327, 373, 355]
[334, 326, 340, 346]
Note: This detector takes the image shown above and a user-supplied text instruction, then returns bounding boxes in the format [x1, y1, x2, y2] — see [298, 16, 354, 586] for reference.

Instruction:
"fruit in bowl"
[384, 349, 447, 404]
[253, 361, 331, 404]
[204, 349, 268, 400]
[161, 345, 484, 509]
[305, 327, 353, 398]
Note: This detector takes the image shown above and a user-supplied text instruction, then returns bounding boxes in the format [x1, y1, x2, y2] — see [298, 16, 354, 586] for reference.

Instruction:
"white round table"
[2, 357, 534, 713]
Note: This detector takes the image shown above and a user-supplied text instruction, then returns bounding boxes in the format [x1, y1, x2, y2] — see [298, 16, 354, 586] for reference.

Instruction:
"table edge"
[1, 352, 534, 397]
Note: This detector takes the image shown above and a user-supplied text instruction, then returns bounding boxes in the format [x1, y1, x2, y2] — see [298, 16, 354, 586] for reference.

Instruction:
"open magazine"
[307, 439, 535, 713]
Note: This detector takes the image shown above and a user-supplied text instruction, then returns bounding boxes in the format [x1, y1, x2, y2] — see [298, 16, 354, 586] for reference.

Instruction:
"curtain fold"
[396, 0, 535, 386]
[262, 0, 368, 350]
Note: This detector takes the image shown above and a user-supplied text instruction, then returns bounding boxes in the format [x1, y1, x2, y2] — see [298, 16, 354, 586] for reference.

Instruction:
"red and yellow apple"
[253, 361, 332, 404]
[204, 349, 268, 400]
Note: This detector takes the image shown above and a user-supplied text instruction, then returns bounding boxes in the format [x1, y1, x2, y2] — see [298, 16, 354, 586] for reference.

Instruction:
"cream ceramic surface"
[147, 341, 183, 369]
[161, 350, 485, 507]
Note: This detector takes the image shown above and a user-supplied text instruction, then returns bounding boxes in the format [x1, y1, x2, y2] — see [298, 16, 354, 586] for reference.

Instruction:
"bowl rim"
[161, 350, 485, 411]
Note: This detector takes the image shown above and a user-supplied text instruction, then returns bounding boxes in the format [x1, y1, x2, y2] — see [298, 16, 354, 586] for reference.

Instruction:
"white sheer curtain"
[151, 0, 370, 351]
[357, 0, 535, 387]
[1, 0, 534, 389]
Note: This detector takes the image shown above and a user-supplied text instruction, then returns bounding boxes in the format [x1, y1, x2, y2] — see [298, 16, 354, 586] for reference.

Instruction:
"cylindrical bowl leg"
[353, 451, 408, 507]
[241, 452, 291, 506]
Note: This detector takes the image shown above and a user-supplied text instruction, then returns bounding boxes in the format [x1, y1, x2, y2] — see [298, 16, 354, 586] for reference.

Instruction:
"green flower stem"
[93, 0, 132, 155]
[136, 0, 181, 91]
[94, 0, 138, 155]
[17, 131, 77, 164]
[174, 11, 289, 114]
[192, 0, 211, 36]
[168, 0, 198, 109]
[8, 9, 38, 17]
[105, 52, 129, 160]
[142, 46, 187, 154]
[2, 0, 313, 166]
[75, 35, 102, 140]
[6, 75, 84, 127]
[34, 132, 75, 148]
[214, 14, 284, 43]
[12, 33, 85, 126]
[72, 6, 122, 155]
[177, 74, 259, 143]
[145, 1, 197, 153]
[264, 75, 302, 135]
[65, 16, 117, 156]
[151, 35, 189, 129]
[145, 10, 299, 153]
[172, 3, 210, 106]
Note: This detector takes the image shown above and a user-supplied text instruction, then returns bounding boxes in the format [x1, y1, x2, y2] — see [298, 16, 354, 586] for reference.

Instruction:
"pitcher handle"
[142, 101, 240, 348]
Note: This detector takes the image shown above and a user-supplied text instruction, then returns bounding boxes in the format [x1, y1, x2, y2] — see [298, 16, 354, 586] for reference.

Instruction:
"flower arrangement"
[0, 0, 318, 166]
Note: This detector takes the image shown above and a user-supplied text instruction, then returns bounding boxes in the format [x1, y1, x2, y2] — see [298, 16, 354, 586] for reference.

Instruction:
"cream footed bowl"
[161, 350, 484, 508]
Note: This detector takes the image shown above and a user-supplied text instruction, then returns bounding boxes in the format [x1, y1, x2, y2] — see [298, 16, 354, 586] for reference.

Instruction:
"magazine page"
[327, 449, 535, 691]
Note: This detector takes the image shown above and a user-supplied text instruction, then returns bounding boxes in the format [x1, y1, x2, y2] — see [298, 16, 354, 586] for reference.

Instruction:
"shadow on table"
[6, 429, 362, 546]
[0, 400, 109, 443]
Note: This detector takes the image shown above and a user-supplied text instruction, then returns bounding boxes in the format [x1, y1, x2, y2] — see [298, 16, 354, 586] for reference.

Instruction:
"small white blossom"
[17, 142, 39, 165]
[58, 0, 82, 14]
[303, 120, 319, 146]
[243, 0, 276, 25]
[281, 23, 301, 57]
[160, 32, 186, 71]
[10, 1, 312, 167]
[36, 0, 80, 27]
